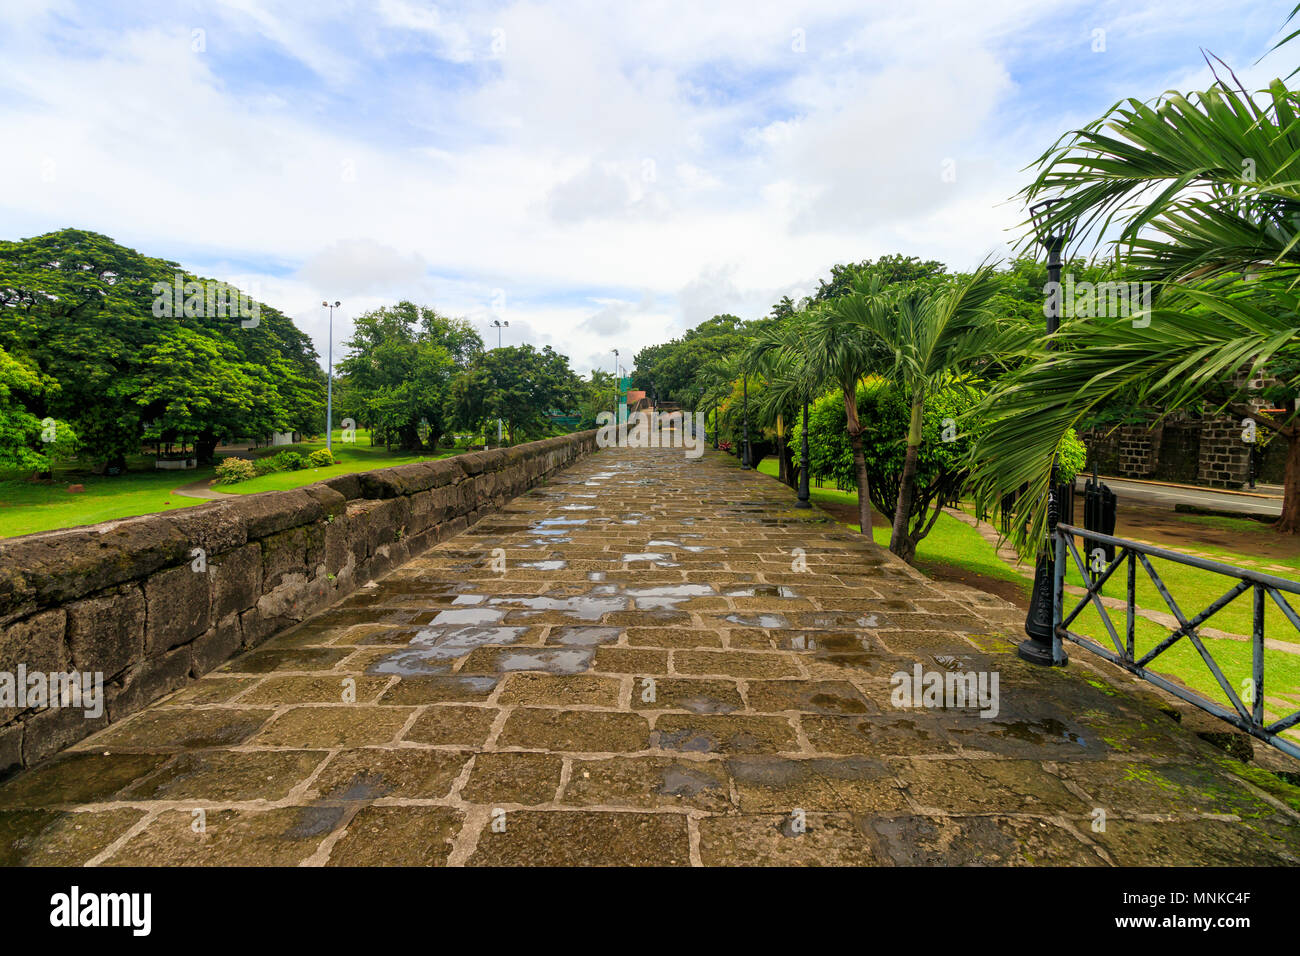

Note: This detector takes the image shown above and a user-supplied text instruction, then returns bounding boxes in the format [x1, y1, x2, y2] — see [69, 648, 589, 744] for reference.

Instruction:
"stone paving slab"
[1, 446, 1298, 866]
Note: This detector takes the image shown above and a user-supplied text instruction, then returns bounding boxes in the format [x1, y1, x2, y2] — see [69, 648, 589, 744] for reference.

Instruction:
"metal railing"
[1051, 523, 1300, 759]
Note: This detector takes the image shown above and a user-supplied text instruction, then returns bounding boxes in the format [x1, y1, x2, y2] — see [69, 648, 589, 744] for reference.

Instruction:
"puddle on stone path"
[725, 586, 799, 598]
[534, 517, 589, 527]
[489, 594, 626, 621]
[725, 613, 788, 629]
[624, 552, 666, 562]
[520, 560, 567, 570]
[430, 608, 505, 626]
[366, 651, 452, 676]
[546, 626, 623, 646]
[491, 648, 594, 674]
[367, 624, 528, 675]
[657, 764, 723, 798]
[619, 583, 714, 609]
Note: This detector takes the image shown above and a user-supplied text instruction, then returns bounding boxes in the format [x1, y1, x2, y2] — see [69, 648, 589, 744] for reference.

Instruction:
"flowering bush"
[308, 448, 334, 467]
[213, 457, 257, 484]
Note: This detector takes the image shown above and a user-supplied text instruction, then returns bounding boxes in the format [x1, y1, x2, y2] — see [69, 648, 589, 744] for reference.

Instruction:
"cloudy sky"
[0, 0, 1293, 375]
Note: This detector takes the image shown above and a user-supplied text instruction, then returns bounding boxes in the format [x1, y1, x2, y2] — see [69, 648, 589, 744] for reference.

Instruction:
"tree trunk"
[398, 423, 422, 451]
[781, 442, 797, 488]
[849, 429, 871, 535]
[843, 386, 872, 536]
[776, 414, 788, 484]
[1277, 428, 1300, 534]
[195, 431, 218, 466]
[889, 397, 925, 561]
[891, 443, 921, 560]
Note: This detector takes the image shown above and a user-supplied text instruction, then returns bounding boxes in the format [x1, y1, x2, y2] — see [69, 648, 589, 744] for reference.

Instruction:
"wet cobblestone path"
[3, 447, 1299, 865]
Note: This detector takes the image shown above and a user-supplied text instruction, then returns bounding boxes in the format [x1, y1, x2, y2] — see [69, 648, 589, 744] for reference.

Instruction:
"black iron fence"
[1051, 523, 1300, 760]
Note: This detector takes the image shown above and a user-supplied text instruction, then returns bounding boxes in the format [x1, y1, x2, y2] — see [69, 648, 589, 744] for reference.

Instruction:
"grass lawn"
[218, 432, 456, 495]
[0, 428, 458, 538]
[754, 457, 1300, 726]
[0, 468, 206, 538]
[1058, 545, 1299, 648]
[756, 459, 1027, 593]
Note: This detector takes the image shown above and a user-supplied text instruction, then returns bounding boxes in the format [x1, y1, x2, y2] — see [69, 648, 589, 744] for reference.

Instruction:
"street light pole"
[491, 319, 508, 446]
[323, 300, 340, 452]
[1020, 199, 1068, 666]
[612, 349, 620, 424]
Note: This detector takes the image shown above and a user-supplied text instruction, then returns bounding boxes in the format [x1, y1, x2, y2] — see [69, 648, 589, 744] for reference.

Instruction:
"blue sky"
[0, 0, 1295, 374]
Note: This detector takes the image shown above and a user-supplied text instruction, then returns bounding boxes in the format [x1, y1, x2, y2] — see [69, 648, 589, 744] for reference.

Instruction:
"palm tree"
[697, 353, 743, 452]
[746, 301, 820, 488]
[801, 292, 890, 535]
[975, 51, 1300, 544]
[835, 264, 1008, 561]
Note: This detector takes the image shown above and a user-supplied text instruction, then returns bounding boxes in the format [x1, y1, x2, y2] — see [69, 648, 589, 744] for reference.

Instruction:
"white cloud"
[296, 239, 429, 296]
[0, 0, 1291, 376]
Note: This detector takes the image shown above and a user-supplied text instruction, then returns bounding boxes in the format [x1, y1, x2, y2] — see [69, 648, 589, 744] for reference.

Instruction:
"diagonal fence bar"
[1052, 522, 1300, 760]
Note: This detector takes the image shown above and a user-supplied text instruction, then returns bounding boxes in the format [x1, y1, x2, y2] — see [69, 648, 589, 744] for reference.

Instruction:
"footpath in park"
[2, 446, 1298, 866]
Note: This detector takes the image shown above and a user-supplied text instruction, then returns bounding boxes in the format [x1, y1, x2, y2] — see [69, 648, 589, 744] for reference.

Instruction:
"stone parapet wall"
[0, 430, 598, 775]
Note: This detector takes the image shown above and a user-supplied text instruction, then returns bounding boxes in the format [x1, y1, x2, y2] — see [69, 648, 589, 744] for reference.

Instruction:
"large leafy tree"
[336, 301, 480, 450]
[811, 254, 948, 303]
[445, 344, 583, 444]
[0, 229, 325, 468]
[632, 314, 749, 404]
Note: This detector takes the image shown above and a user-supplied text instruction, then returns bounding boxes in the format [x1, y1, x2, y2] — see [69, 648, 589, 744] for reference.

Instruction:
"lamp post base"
[794, 499, 811, 509]
[1016, 639, 1066, 666]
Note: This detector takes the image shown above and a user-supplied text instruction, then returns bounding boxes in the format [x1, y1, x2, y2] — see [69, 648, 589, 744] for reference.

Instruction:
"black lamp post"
[795, 396, 811, 507]
[712, 403, 719, 450]
[1020, 199, 1069, 666]
[741, 371, 752, 469]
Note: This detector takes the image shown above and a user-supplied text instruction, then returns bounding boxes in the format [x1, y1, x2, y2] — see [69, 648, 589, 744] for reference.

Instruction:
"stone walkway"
[2, 447, 1299, 866]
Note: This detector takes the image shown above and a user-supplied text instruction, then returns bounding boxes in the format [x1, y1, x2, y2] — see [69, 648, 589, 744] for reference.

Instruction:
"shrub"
[214, 457, 258, 484]
[308, 448, 334, 468]
[274, 450, 307, 471]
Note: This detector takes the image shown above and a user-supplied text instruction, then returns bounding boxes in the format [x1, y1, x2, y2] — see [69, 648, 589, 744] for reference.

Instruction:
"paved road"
[2, 448, 1297, 865]
[171, 477, 234, 500]
[1079, 476, 1282, 517]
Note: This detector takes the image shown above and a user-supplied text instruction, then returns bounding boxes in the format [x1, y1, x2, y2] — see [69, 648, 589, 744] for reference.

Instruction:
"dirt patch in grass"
[915, 560, 1031, 610]
[1068, 499, 1300, 566]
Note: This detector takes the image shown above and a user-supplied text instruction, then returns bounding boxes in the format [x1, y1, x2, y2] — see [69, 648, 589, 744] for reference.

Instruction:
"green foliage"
[0, 343, 75, 472]
[632, 314, 751, 405]
[445, 344, 583, 444]
[797, 380, 978, 516]
[979, 53, 1300, 544]
[272, 450, 307, 472]
[335, 301, 480, 452]
[797, 378, 1087, 549]
[810, 254, 948, 303]
[577, 369, 617, 429]
[308, 448, 335, 467]
[214, 457, 258, 484]
[0, 229, 326, 468]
